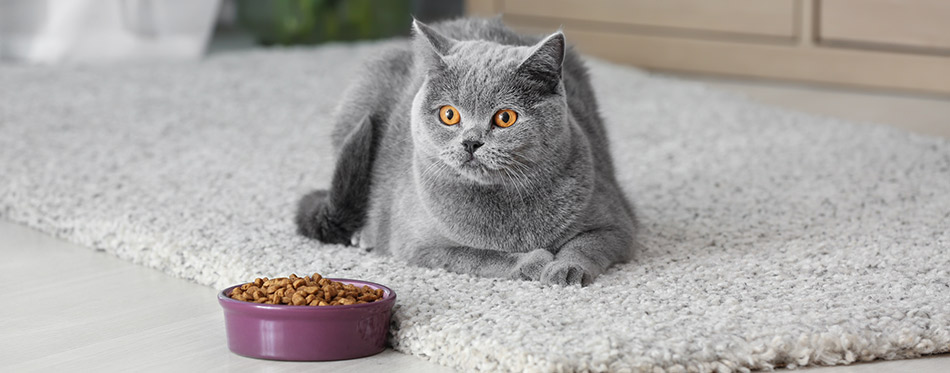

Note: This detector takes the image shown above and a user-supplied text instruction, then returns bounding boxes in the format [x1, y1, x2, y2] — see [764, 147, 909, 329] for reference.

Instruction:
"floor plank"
[678, 74, 950, 139]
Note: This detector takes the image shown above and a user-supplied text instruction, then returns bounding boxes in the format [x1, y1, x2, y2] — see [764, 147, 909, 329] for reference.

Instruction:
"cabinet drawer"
[819, 0, 950, 52]
[501, 0, 797, 38]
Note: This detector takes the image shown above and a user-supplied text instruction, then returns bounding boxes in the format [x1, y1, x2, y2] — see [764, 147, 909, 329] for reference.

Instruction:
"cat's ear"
[517, 32, 565, 92]
[412, 19, 455, 71]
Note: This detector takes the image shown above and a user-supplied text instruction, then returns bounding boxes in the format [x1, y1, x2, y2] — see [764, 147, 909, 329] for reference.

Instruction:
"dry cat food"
[229, 273, 384, 306]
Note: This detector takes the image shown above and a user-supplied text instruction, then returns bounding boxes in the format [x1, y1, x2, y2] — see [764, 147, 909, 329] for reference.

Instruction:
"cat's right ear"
[412, 19, 455, 71]
[517, 32, 565, 94]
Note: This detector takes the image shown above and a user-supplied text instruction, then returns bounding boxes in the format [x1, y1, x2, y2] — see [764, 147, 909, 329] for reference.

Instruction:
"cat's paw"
[541, 260, 595, 286]
[510, 249, 555, 281]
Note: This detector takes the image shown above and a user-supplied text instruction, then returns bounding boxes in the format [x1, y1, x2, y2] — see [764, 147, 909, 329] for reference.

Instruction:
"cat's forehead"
[424, 40, 543, 114]
[446, 40, 530, 69]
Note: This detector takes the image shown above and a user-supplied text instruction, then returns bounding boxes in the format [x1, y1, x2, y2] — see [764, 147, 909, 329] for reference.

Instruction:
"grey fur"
[297, 18, 638, 286]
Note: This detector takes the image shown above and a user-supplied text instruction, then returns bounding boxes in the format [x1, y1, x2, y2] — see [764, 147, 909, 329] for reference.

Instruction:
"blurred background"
[1, 0, 947, 135]
[0, 0, 462, 62]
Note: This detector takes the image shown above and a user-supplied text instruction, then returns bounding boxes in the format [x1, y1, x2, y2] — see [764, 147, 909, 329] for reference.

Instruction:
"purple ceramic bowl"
[218, 278, 396, 361]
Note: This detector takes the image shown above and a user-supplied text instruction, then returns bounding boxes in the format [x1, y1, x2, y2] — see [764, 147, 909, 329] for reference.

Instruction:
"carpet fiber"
[2, 41, 949, 372]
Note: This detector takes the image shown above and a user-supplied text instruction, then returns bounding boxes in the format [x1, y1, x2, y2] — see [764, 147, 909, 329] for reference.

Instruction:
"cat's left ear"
[517, 32, 565, 92]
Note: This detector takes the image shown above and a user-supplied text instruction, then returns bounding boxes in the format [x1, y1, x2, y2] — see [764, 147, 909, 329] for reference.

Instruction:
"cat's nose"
[462, 140, 484, 155]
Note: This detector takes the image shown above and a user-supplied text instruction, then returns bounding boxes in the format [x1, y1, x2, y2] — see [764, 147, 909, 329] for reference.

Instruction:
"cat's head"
[410, 20, 570, 185]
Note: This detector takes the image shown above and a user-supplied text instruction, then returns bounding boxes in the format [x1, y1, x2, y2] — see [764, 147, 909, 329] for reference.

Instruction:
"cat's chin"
[455, 160, 505, 185]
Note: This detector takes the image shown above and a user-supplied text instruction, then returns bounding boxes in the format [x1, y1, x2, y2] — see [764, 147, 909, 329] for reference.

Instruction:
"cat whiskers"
[501, 167, 527, 202]
[419, 158, 443, 179]
[499, 156, 533, 201]
[419, 156, 454, 183]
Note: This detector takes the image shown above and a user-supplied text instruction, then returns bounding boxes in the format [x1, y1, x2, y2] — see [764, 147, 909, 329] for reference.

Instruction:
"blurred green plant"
[236, 0, 412, 45]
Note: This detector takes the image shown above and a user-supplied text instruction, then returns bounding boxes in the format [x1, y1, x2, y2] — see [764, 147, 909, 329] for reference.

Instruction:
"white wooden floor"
[2, 78, 948, 372]
[0, 221, 452, 373]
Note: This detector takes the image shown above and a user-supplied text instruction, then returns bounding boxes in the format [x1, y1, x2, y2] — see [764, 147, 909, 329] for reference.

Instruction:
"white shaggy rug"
[2, 40, 949, 372]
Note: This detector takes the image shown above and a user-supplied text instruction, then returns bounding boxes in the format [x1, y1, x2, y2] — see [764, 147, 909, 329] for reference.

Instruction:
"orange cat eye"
[493, 109, 517, 128]
[439, 105, 460, 125]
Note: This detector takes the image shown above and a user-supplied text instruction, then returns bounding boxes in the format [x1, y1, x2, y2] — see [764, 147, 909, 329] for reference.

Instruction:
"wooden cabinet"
[819, 0, 950, 52]
[467, 0, 950, 95]
[503, 0, 797, 38]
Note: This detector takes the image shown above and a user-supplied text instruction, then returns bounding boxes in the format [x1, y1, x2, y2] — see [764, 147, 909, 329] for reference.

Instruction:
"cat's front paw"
[541, 260, 595, 286]
[510, 249, 555, 281]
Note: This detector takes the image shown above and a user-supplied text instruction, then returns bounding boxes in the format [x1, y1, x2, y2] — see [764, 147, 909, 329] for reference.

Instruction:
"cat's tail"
[295, 115, 377, 246]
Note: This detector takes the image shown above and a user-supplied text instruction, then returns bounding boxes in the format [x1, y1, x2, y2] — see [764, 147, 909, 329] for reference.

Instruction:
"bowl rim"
[218, 277, 396, 311]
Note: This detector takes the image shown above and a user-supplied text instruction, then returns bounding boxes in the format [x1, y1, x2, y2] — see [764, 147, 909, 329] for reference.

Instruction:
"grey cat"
[296, 18, 638, 286]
